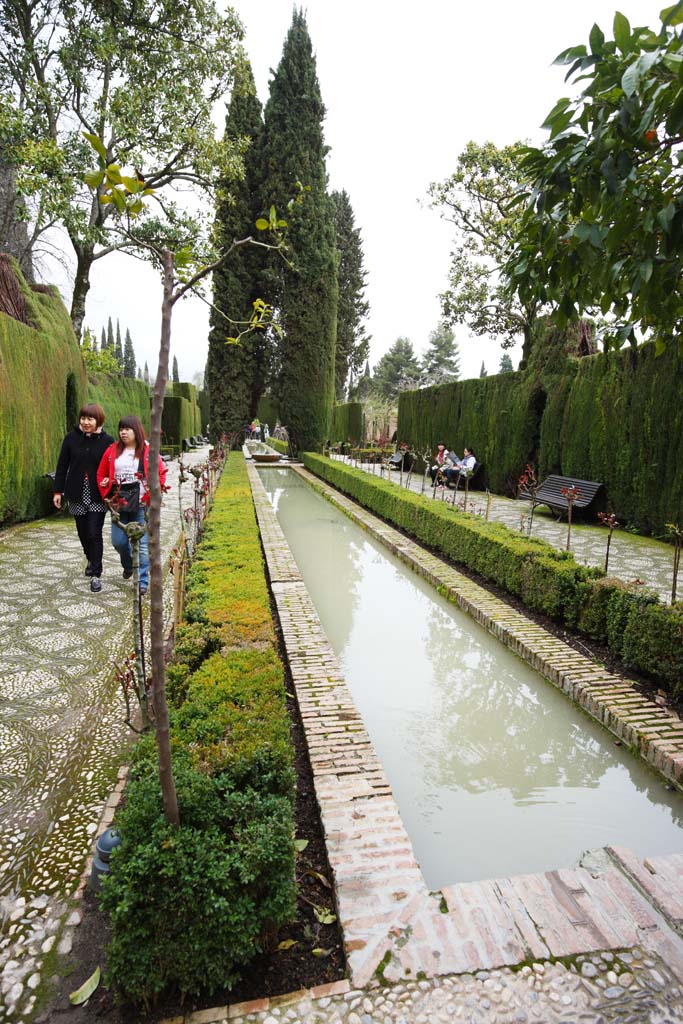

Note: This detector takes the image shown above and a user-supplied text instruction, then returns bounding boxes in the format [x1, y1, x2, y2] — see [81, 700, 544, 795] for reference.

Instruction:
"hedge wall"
[256, 394, 280, 431]
[86, 374, 151, 434]
[396, 323, 683, 536]
[302, 454, 683, 695]
[0, 262, 86, 524]
[101, 455, 296, 1003]
[198, 388, 209, 434]
[162, 395, 197, 445]
[330, 402, 364, 444]
[170, 381, 202, 436]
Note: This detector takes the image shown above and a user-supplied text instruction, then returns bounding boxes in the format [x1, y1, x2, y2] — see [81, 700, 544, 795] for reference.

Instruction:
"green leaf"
[105, 164, 122, 185]
[541, 97, 571, 130]
[553, 44, 588, 65]
[83, 170, 105, 189]
[311, 947, 333, 958]
[294, 838, 308, 852]
[278, 939, 297, 951]
[666, 88, 683, 134]
[255, 218, 269, 231]
[111, 188, 126, 213]
[613, 12, 631, 52]
[621, 60, 641, 97]
[121, 175, 140, 193]
[82, 133, 107, 163]
[69, 967, 100, 1005]
[639, 258, 653, 281]
[657, 203, 676, 232]
[655, 336, 667, 355]
[661, 2, 683, 27]
[313, 904, 337, 925]
[589, 23, 605, 55]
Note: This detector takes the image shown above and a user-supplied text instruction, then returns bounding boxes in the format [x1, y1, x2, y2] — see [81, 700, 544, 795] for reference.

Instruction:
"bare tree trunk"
[70, 246, 94, 340]
[149, 250, 179, 827]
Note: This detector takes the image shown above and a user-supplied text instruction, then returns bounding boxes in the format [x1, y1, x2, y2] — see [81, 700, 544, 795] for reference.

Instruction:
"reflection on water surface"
[260, 469, 682, 888]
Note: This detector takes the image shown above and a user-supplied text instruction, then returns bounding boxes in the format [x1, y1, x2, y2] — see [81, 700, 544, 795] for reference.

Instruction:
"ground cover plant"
[91, 455, 343, 1009]
[303, 454, 683, 695]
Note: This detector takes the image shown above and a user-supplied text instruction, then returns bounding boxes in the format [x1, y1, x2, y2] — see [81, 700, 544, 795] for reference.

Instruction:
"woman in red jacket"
[96, 415, 167, 595]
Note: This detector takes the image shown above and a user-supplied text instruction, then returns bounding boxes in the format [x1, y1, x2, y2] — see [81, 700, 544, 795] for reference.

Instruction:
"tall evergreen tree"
[373, 337, 421, 400]
[123, 328, 136, 377]
[261, 9, 338, 452]
[137, 365, 142, 380]
[99, 327, 105, 351]
[172, 354, 180, 383]
[106, 316, 114, 350]
[331, 189, 370, 400]
[421, 324, 460, 385]
[207, 59, 269, 436]
[479, 361, 488, 378]
[115, 319, 124, 366]
[143, 361, 150, 385]
[499, 352, 514, 373]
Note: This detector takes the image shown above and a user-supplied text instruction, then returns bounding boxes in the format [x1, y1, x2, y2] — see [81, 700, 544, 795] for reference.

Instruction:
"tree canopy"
[421, 323, 460, 385]
[372, 337, 421, 400]
[331, 189, 370, 400]
[506, 5, 683, 352]
[427, 140, 540, 363]
[0, 0, 244, 335]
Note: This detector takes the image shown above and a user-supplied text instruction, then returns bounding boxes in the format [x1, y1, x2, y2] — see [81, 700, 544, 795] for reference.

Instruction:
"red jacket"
[96, 441, 168, 504]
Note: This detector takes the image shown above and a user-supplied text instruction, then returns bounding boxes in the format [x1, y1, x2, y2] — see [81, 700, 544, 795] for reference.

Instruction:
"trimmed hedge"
[86, 373, 151, 434]
[0, 262, 86, 524]
[302, 454, 683, 694]
[396, 321, 683, 536]
[330, 402, 364, 444]
[101, 454, 296, 1004]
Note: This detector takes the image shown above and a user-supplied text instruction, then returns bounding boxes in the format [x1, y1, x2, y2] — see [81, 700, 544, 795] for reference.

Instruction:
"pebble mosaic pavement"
[0, 449, 209, 1021]
[195, 458, 683, 1024]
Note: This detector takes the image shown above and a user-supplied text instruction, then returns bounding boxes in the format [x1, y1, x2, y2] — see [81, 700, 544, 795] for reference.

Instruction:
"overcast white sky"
[58, 0, 663, 383]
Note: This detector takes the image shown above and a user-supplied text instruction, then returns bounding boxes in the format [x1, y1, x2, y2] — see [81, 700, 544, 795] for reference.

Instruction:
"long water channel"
[260, 468, 683, 890]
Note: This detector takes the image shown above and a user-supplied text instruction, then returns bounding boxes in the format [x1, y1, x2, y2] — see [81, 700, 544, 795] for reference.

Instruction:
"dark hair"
[79, 403, 105, 427]
[464, 446, 475, 457]
[117, 415, 147, 457]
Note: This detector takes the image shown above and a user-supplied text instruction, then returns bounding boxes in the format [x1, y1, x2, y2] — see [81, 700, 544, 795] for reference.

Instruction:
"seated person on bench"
[430, 443, 450, 484]
[444, 447, 476, 487]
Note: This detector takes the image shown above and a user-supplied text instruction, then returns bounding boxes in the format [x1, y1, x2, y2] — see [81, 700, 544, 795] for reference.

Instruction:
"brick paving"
[241, 461, 683, 1017]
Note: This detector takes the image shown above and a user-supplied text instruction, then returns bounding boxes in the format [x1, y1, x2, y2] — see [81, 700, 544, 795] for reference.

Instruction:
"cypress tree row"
[331, 190, 370, 401]
[261, 9, 338, 452]
[123, 328, 136, 378]
[207, 60, 270, 437]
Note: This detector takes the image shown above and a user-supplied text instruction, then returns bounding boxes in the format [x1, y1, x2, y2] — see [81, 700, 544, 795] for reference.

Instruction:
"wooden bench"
[521, 474, 605, 518]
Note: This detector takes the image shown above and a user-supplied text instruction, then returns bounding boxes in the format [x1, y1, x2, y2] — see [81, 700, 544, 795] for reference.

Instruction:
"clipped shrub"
[104, 455, 295, 1004]
[621, 601, 683, 693]
[330, 402, 364, 443]
[100, 765, 295, 1005]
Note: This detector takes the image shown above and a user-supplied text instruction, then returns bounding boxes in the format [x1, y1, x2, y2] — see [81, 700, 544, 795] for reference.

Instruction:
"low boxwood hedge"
[302, 454, 683, 695]
[101, 454, 295, 1005]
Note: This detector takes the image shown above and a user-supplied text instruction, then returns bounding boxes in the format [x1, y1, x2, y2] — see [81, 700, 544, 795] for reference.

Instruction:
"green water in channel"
[259, 468, 682, 889]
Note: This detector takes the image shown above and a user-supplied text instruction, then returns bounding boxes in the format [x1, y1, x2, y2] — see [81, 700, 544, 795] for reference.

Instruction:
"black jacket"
[53, 427, 115, 501]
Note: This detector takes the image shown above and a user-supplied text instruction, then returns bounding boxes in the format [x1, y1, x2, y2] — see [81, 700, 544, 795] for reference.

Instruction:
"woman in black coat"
[53, 403, 115, 593]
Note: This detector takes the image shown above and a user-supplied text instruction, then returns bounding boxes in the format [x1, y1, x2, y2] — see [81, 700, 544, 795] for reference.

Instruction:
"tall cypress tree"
[123, 328, 136, 377]
[106, 316, 114, 350]
[172, 354, 180, 383]
[115, 319, 124, 366]
[100, 327, 105, 351]
[261, 9, 338, 452]
[207, 59, 269, 436]
[331, 190, 370, 400]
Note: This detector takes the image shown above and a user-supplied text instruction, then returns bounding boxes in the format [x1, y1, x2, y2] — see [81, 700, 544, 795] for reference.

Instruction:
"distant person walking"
[53, 403, 115, 593]
[96, 416, 167, 596]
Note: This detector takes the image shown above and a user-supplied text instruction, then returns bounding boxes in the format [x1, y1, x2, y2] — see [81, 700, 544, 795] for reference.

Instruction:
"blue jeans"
[111, 507, 149, 588]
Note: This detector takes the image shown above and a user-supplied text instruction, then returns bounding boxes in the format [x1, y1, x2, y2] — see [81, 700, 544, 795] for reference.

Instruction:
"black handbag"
[118, 482, 140, 516]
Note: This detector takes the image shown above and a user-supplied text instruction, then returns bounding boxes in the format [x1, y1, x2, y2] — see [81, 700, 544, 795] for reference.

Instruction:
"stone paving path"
[334, 457, 680, 604]
[0, 449, 209, 1021]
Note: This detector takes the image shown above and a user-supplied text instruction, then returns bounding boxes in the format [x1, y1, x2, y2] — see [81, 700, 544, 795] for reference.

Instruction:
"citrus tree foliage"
[421, 323, 460, 386]
[207, 60, 271, 437]
[0, 0, 244, 336]
[372, 337, 422, 400]
[427, 141, 540, 362]
[506, 5, 683, 351]
[331, 189, 371, 400]
[260, 9, 338, 452]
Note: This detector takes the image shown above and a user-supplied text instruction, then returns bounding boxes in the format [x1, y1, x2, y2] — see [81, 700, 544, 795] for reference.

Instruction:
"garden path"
[333, 456, 680, 604]
[0, 447, 209, 1022]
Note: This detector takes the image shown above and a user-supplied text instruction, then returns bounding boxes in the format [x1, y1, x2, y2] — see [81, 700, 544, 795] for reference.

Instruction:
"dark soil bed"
[42, 656, 346, 1023]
